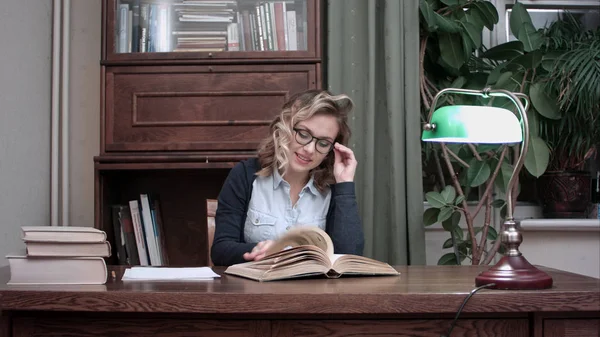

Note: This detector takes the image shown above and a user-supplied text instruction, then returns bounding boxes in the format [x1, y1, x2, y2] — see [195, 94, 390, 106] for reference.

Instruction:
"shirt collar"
[273, 169, 319, 196]
[273, 168, 285, 189]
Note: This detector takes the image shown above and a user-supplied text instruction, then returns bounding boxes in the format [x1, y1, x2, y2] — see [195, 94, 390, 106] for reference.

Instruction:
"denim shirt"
[244, 169, 331, 243]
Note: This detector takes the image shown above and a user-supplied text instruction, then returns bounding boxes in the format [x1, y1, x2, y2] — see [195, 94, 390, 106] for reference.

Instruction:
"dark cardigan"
[210, 158, 365, 266]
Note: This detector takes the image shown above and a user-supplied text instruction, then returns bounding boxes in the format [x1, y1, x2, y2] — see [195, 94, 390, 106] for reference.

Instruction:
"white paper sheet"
[121, 267, 220, 281]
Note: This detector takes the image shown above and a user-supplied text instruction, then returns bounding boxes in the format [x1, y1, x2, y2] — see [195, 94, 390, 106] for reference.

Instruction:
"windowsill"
[519, 219, 600, 232]
[423, 202, 600, 232]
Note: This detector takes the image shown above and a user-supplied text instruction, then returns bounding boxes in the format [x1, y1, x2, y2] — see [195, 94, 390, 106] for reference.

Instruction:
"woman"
[211, 89, 364, 266]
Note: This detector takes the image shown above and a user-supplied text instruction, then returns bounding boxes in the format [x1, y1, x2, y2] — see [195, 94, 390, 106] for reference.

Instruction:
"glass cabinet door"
[105, 0, 317, 60]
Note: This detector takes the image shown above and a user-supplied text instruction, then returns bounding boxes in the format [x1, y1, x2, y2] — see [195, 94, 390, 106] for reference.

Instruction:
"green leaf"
[472, 1, 498, 30]
[434, 12, 462, 33]
[438, 206, 454, 223]
[423, 207, 440, 226]
[442, 211, 461, 231]
[452, 224, 464, 241]
[420, 0, 438, 31]
[464, 72, 489, 91]
[441, 185, 457, 204]
[462, 9, 484, 30]
[450, 76, 467, 88]
[477, 144, 502, 153]
[541, 51, 564, 72]
[530, 82, 561, 120]
[486, 63, 508, 85]
[439, 33, 466, 69]
[491, 199, 505, 208]
[524, 135, 550, 178]
[459, 21, 482, 48]
[481, 41, 524, 60]
[498, 242, 506, 255]
[527, 105, 540, 137]
[454, 195, 465, 205]
[438, 252, 459, 265]
[487, 226, 498, 240]
[449, 7, 467, 21]
[510, 49, 543, 69]
[462, 33, 474, 62]
[493, 71, 514, 89]
[425, 191, 447, 208]
[465, 6, 486, 30]
[425, 0, 442, 10]
[509, 2, 533, 38]
[442, 237, 455, 249]
[494, 160, 514, 194]
[467, 159, 491, 187]
[517, 22, 544, 52]
[481, 1, 499, 25]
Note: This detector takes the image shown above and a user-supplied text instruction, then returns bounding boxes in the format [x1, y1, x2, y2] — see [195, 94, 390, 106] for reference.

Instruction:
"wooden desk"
[0, 265, 598, 337]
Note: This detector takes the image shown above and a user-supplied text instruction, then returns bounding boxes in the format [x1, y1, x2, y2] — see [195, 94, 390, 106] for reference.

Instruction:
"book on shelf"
[224, 226, 399, 282]
[110, 194, 168, 267]
[115, 0, 307, 53]
[7, 226, 110, 285]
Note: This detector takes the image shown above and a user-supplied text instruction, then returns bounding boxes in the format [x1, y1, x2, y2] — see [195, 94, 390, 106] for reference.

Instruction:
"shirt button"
[286, 226, 291, 231]
[255, 219, 259, 224]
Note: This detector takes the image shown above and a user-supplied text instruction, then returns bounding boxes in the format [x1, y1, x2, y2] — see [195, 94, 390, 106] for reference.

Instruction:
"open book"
[224, 226, 399, 281]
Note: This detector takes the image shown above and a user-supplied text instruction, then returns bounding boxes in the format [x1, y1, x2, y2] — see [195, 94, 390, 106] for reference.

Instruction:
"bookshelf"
[96, 0, 323, 266]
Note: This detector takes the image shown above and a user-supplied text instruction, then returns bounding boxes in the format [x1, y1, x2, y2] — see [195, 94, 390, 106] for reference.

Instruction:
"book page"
[331, 255, 399, 276]
[225, 246, 331, 281]
[264, 226, 334, 260]
[330, 254, 344, 264]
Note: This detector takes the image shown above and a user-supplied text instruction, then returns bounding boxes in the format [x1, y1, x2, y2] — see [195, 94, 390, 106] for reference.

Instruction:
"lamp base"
[475, 255, 553, 290]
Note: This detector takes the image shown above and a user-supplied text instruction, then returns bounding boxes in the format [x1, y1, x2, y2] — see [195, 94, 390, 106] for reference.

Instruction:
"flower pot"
[537, 171, 591, 218]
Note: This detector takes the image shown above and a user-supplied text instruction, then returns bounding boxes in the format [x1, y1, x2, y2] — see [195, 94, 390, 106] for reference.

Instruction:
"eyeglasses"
[293, 128, 334, 154]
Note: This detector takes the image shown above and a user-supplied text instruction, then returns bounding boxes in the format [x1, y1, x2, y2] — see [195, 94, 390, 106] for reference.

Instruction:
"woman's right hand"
[243, 240, 274, 261]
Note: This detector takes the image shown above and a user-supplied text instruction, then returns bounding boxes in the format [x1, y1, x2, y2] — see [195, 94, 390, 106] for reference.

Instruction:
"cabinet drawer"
[13, 317, 270, 337]
[544, 319, 600, 337]
[272, 319, 529, 336]
[104, 64, 318, 153]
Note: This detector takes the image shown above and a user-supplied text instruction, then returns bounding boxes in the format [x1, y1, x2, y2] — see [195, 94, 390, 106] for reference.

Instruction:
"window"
[493, 0, 600, 45]
[506, 7, 600, 41]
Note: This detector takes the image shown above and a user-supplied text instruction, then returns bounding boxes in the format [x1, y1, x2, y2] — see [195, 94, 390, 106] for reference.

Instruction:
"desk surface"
[0, 265, 598, 315]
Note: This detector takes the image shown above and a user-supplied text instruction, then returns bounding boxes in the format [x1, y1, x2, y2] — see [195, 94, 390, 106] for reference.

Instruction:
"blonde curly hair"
[256, 89, 354, 192]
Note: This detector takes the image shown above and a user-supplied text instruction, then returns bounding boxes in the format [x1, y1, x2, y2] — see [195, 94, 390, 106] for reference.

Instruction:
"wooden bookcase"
[95, 0, 323, 266]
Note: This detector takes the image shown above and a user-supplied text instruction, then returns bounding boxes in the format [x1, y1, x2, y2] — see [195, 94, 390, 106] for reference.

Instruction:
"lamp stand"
[475, 219, 553, 290]
[422, 87, 554, 290]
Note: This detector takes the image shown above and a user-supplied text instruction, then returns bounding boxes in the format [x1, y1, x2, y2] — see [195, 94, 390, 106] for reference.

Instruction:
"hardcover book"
[224, 227, 399, 282]
[21, 226, 107, 243]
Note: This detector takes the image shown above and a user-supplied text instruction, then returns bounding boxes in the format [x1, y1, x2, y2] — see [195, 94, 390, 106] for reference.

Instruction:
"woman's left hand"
[333, 143, 357, 183]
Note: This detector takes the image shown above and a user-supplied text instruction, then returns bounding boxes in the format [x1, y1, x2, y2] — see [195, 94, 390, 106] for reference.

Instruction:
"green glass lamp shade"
[422, 105, 522, 144]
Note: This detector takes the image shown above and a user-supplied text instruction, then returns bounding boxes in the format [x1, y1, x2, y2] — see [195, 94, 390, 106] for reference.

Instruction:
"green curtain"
[327, 0, 425, 265]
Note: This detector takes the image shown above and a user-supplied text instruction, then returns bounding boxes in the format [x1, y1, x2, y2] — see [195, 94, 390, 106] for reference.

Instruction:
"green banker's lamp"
[422, 87, 553, 290]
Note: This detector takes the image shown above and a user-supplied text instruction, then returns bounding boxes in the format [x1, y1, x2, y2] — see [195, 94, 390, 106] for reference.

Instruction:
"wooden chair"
[206, 199, 218, 266]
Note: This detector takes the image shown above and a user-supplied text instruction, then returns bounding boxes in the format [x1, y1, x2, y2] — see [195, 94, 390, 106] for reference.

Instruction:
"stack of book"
[6, 226, 110, 285]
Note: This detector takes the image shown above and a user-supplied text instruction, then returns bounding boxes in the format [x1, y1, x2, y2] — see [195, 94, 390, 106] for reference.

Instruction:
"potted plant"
[418, 0, 598, 265]
[442, 3, 599, 221]
[419, 0, 511, 265]
[535, 15, 600, 218]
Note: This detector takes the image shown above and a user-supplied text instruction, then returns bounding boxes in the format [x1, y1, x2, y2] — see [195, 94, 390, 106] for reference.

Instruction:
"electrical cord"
[441, 283, 496, 337]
